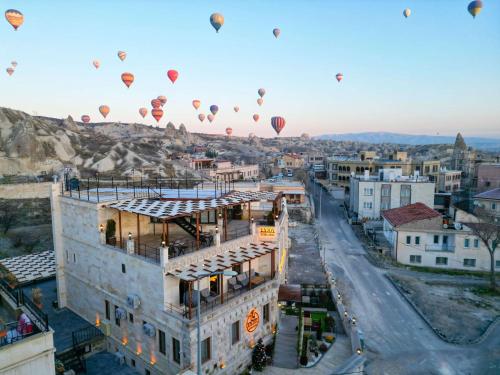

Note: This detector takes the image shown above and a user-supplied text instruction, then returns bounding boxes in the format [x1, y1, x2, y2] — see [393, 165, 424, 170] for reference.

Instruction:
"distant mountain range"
[315, 132, 500, 151]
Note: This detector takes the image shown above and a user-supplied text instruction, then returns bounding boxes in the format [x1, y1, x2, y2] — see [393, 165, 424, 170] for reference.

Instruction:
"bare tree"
[0, 200, 17, 234]
[466, 208, 500, 291]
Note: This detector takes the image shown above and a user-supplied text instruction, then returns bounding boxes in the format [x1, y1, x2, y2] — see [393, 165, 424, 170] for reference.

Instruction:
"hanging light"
[128, 232, 132, 240]
[99, 224, 104, 232]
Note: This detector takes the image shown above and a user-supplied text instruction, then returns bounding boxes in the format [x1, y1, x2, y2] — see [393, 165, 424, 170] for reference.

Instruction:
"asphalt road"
[310, 183, 500, 375]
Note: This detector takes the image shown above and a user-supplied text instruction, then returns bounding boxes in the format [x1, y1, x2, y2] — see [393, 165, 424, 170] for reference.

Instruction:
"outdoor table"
[249, 275, 265, 287]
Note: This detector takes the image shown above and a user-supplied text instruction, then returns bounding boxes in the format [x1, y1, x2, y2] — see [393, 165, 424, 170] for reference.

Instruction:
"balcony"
[425, 244, 455, 252]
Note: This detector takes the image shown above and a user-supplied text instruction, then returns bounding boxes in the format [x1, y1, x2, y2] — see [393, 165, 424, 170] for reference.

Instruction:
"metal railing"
[0, 321, 40, 348]
[425, 244, 455, 252]
[72, 325, 104, 348]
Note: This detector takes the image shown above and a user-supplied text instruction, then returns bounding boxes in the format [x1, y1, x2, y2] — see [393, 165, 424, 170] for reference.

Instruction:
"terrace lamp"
[128, 232, 132, 240]
[99, 224, 104, 233]
[352, 317, 356, 325]
[195, 270, 237, 375]
[215, 226, 219, 234]
[344, 311, 348, 318]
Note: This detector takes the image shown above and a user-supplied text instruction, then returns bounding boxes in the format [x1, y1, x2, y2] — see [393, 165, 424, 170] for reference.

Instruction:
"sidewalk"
[272, 314, 299, 369]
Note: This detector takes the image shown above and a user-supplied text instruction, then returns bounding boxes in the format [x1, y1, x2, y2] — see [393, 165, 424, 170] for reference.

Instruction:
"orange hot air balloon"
[139, 107, 148, 118]
[5, 9, 24, 30]
[93, 60, 100, 69]
[121, 72, 134, 88]
[253, 114, 260, 122]
[167, 70, 179, 84]
[207, 114, 215, 123]
[192, 100, 201, 110]
[6, 67, 14, 76]
[81, 115, 91, 123]
[157, 96, 167, 107]
[152, 108, 164, 123]
[226, 127, 233, 136]
[99, 105, 110, 118]
[151, 99, 161, 109]
[117, 51, 127, 61]
[234, 106, 240, 112]
[198, 114, 206, 122]
[257, 98, 263, 106]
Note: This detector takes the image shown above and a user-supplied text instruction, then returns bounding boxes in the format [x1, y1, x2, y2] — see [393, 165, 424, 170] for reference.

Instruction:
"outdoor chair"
[236, 273, 249, 287]
[201, 288, 217, 305]
[228, 277, 242, 293]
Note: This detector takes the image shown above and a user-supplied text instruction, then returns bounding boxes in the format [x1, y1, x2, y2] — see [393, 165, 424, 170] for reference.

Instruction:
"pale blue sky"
[1, 0, 499, 137]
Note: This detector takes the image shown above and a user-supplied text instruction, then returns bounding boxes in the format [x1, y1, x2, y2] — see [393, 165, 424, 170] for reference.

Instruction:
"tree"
[0, 200, 17, 234]
[466, 208, 500, 291]
[252, 338, 267, 371]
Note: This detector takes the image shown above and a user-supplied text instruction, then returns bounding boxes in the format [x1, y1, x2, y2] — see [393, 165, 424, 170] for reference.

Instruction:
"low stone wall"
[0, 182, 52, 199]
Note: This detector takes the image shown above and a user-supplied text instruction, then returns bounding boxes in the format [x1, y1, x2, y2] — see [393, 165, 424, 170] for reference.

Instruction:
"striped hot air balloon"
[210, 105, 219, 115]
[117, 51, 127, 61]
[121, 72, 134, 88]
[192, 100, 201, 110]
[271, 116, 286, 135]
[157, 95, 167, 106]
[210, 13, 224, 33]
[336, 73, 343, 82]
[151, 99, 161, 109]
[152, 108, 164, 123]
[257, 98, 263, 106]
[99, 105, 110, 118]
[403, 8, 411, 18]
[5, 9, 24, 30]
[253, 114, 259, 122]
[93, 60, 100, 69]
[81, 115, 91, 123]
[207, 114, 215, 123]
[139, 108, 148, 118]
[468, 1, 483, 18]
[226, 127, 233, 136]
[167, 70, 178, 84]
[6, 67, 14, 76]
[198, 114, 206, 122]
[234, 106, 240, 112]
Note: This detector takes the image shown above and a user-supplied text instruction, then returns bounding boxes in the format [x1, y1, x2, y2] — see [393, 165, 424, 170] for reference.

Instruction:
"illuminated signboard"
[245, 308, 260, 333]
[258, 226, 276, 241]
[279, 248, 287, 273]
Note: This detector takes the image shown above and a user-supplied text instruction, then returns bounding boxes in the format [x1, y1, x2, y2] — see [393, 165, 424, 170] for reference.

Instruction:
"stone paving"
[272, 314, 299, 369]
[85, 352, 140, 375]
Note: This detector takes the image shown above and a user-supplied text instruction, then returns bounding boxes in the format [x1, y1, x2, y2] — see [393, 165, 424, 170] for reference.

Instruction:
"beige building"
[187, 158, 260, 181]
[476, 164, 500, 192]
[437, 169, 461, 193]
[474, 188, 500, 218]
[275, 154, 304, 170]
[382, 203, 500, 271]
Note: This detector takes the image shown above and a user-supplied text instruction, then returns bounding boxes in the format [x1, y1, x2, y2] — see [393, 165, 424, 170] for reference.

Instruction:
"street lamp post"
[195, 269, 237, 375]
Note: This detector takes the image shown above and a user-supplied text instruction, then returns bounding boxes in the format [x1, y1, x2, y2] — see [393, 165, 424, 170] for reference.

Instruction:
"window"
[433, 235, 439, 244]
[263, 303, 270, 323]
[122, 264, 126, 273]
[381, 184, 391, 210]
[145, 370, 151, 375]
[105, 300, 110, 320]
[363, 188, 373, 196]
[129, 312, 134, 323]
[159, 330, 166, 355]
[436, 257, 448, 265]
[73, 253, 76, 263]
[410, 255, 421, 264]
[415, 236, 420, 245]
[363, 202, 372, 209]
[114, 306, 120, 326]
[131, 359, 136, 367]
[231, 321, 240, 345]
[442, 236, 448, 245]
[473, 239, 479, 248]
[201, 337, 211, 363]
[406, 236, 411, 245]
[463, 259, 476, 267]
[464, 238, 470, 248]
[496, 260, 500, 269]
[400, 185, 411, 207]
[172, 338, 181, 364]
[492, 203, 497, 210]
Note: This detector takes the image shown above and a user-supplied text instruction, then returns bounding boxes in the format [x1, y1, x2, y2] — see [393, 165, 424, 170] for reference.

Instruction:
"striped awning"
[108, 190, 278, 220]
[167, 242, 276, 281]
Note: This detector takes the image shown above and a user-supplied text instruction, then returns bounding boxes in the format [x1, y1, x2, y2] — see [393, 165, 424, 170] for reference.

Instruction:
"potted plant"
[55, 359, 65, 374]
[32, 287, 43, 308]
[5, 272, 17, 289]
[105, 219, 116, 246]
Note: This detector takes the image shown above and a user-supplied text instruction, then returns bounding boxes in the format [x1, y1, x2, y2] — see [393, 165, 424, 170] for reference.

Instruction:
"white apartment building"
[51, 184, 289, 375]
[349, 169, 435, 219]
[187, 158, 259, 181]
[382, 203, 500, 271]
[437, 169, 461, 193]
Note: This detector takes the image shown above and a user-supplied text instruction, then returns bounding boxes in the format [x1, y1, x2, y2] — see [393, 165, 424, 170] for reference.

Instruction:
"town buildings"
[437, 169, 461, 193]
[186, 158, 260, 181]
[473, 188, 500, 218]
[476, 164, 500, 192]
[382, 203, 500, 271]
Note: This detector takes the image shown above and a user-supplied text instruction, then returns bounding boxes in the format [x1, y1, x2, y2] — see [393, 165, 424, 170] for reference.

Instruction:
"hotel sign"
[258, 226, 276, 241]
[245, 308, 260, 333]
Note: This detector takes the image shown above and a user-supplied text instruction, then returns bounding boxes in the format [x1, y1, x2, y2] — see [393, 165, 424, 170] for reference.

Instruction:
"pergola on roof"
[108, 190, 279, 220]
[167, 242, 277, 281]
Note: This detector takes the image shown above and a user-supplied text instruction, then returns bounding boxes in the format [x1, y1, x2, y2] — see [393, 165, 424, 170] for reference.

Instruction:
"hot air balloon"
[139, 108, 148, 118]
[403, 8, 411, 18]
[253, 114, 259, 122]
[207, 114, 215, 123]
[151, 99, 161, 109]
[121, 72, 134, 88]
[117, 51, 127, 61]
[167, 70, 179, 84]
[5, 9, 24, 30]
[92, 60, 100, 69]
[258, 88, 266, 98]
[257, 98, 263, 106]
[157, 95, 167, 107]
[273, 28, 280, 38]
[210, 13, 224, 33]
[234, 106, 240, 113]
[198, 114, 206, 122]
[468, 1, 483, 18]
[6, 67, 14, 76]
[336, 73, 343, 82]
[81, 115, 91, 123]
[226, 127, 233, 136]
[99, 105, 110, 118]
[192, 100, 201, 110]
[271, 116, 286, 135]
[11, 61, 17, 68]
[210, 105, 219, 115]
[152, 108, 164, 123]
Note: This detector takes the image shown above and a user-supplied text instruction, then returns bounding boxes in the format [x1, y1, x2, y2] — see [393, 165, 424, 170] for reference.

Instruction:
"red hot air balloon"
[139, 107, 148, 118]
[198, 114, 206, 122]
[92, 60, 100, 69]
[152, 108, 164, 123]
[121, 72, 134, 88]
[271, 116, 286, 135]
[192, 100, 201, 110]
[167, 70, 179, 84]
[151, 99, 161, 109]
[207, 114, 215, 123]
[5, 9, 24, 30]
[336, 73, 343, 82]
[157, 95, 167, 107]
[99, 105, 110, 118]
[257, 98, 263, 106]
[81, 115, 90, 123]
[226, 127, 233, 136]
[253, 114, 260, 122]
[6, 67, 14, 76]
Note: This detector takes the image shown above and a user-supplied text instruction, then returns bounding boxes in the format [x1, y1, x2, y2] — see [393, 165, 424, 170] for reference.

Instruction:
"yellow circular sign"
[245, 308, 260, 333]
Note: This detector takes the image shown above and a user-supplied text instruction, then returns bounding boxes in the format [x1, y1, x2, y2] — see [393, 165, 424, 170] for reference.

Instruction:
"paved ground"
[85, 352, 140, 375]
[310, 182, 500, 375]
[273, 314, 299, 369]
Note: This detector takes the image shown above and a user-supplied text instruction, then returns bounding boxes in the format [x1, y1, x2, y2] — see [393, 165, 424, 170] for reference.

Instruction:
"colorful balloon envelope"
[139, 108, 148, 118]
[207, 114, 215, 123]
[271, 116, 286, 135]
[234, 106, 240, 113]
[273, 28, 280, 38]
[151, 99, 161, 109]
[468, 1, 483, 18]
[167, 70, 179, 84]
[117, 51, 127, 61]
[226, 127, 233, 136]
[99, 105, 110, 118]
[11, 61, 17, 68]
[192, 100, 201, 110]
[81, 115, 91, 123]
[5, 9, 24, 30]
[198, 114, 206, 122]
[157, 95, 167, 106]
[121, 72, 134, 88]
[257, 98, 263, 106]
[92, 60, 100, 69]
[152, 108, 164, 123]
[6, 67, 14, 76]
[403, 8, 411, 18]
[336, 73, 343, 82]
[210, 13, 224, 33]
[258, 88, 266, 98]
[253, 114, 259, 122]
[210, 105, 219, 115]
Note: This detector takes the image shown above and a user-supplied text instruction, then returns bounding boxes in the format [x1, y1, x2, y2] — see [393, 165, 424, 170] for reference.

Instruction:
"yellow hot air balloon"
[99, 105, 110, 118]
[5, 9, 24, 30]
[403, 8, 411, 18]
[468, 1, 483, 18]
[210, 13, 224, 33]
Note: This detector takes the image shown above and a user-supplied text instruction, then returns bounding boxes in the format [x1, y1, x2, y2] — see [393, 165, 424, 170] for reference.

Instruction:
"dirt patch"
[390, 273, 500, 343]
[0, 224, 53, 259]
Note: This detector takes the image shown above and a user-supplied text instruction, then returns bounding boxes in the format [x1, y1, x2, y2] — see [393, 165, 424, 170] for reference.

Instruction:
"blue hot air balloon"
[210, 105, 219, 115]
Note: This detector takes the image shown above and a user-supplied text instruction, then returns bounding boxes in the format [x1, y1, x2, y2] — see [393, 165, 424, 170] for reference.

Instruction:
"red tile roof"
[382, 203, 441, 227]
